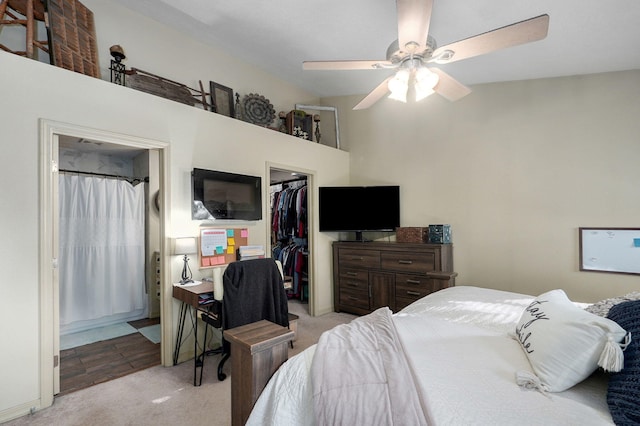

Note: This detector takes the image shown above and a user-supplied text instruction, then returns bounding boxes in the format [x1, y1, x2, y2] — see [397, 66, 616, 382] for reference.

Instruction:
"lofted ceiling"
[109, 0, 640, 100]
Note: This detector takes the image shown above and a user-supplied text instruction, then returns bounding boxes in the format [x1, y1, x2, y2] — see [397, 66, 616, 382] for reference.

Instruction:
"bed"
[246, 286, 639, 425]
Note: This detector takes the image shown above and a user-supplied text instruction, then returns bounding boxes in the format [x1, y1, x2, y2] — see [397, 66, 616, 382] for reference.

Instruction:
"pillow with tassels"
[512, 289, 629, 393]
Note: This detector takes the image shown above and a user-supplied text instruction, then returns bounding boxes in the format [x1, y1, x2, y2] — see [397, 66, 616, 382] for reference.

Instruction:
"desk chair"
[198, 258, 289, 384]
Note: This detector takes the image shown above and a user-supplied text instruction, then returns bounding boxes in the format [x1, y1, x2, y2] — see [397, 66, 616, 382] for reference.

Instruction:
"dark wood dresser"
[332, 241, 457, 315]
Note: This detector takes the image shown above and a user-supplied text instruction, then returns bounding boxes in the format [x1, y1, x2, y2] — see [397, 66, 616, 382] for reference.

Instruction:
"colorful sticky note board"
[199, 227, 249, 268]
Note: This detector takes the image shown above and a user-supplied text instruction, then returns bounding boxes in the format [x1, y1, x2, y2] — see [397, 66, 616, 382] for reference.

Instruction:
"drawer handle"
[398, 260, 413, 265]
[346, 272, 358, 277]
[346, 282, 359, 287]
[406, 279, 421, 284]
[406, 290, 421, 296]
[347, 296, 359, 301]
[350, 257, 364, 261]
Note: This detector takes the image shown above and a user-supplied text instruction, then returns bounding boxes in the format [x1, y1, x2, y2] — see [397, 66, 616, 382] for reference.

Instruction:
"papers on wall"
[239, 245, 265, 261]
[201, 228, 228, 256]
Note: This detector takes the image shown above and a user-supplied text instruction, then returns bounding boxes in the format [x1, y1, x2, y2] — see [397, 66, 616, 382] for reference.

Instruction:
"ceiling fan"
[303, 0, 549, 110]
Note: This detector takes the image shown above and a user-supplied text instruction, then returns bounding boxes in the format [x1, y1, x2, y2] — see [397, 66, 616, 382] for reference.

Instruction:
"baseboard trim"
[0, 398, 45, 424]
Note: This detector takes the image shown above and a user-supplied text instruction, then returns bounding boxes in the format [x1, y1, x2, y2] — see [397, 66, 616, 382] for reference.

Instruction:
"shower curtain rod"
[59, 169, 149, 184]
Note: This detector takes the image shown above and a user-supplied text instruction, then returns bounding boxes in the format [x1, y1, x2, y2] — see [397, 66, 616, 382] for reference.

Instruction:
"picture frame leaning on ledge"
[210, 81, 235, 117]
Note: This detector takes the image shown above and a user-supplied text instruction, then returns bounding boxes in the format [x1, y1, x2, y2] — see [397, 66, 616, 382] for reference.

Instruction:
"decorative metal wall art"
[241, 93, 276, 126]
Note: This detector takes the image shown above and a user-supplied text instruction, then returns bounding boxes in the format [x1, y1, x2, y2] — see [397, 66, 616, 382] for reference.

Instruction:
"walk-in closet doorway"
[39, 120, 170, 404]
[268, 165, 314, 315]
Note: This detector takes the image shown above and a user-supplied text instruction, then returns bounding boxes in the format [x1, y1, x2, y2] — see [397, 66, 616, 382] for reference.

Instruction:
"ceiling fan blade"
[353, 77, 393, 110]
[397, 0, 433, 51]
[430, 68, 472, 101]
[303, 60, 392, 71]
[433, 14, 549, 64]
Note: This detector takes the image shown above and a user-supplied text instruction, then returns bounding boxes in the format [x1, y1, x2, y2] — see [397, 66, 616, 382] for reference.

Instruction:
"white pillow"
[513, 289, 628, 392]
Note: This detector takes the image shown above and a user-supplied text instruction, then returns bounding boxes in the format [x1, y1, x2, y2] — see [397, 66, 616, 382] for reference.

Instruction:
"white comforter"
[247, 286, 614, 425]
[312, 307, 427, 425]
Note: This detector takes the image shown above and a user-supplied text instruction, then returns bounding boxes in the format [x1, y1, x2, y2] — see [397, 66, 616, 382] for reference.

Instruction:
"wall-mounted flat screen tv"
[319, 185, 400, 240]
[192, 168, 262, 220]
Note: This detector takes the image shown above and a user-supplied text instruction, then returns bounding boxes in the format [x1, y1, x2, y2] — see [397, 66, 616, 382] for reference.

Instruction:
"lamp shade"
[388, 69, 410, 103]
[414, 68, 439, 101]
[174, 237, 198, 255]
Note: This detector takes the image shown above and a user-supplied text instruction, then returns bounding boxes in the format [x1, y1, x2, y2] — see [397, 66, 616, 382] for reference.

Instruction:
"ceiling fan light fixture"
[388, 69, 410, 103]
[414, 67, 439, 101]
[415, 67, 439, 88]
[304, 3, 550, 111]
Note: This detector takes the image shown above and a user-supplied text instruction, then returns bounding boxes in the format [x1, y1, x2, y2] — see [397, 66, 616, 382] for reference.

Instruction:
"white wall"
[0, 46, 348, 425]
[327, 70, 640, 302]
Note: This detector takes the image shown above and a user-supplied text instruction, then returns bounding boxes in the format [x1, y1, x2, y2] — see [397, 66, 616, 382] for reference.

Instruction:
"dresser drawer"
[395, 273, 432, 292]
[338, 249, 380, 269]
[339, 287, 370, 311]
[381, 251, 436, 274]
[395, 274, 436, 300]
[338, 268, 369, 289]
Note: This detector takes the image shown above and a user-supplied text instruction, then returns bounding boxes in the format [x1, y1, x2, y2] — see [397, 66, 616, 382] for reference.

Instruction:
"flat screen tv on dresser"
[318, 185, 400, 241]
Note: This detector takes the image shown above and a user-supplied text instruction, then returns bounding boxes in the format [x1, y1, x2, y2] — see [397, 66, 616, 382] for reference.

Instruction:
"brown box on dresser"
[332, 241, 457, 315]
[395, 227, 429, 243]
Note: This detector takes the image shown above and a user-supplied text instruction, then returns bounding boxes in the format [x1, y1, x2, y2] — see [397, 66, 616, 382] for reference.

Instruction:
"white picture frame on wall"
[579, 227, 640, 275]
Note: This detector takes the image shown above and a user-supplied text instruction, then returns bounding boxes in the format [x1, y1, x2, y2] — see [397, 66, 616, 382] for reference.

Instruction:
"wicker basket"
[395, 227, 428, 243]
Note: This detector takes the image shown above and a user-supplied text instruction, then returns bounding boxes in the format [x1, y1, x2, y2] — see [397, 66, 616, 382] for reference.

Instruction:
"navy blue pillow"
[606, 300, 640, 425]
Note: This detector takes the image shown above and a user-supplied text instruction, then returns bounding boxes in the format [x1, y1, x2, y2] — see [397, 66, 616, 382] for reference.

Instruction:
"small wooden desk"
[172, 281, 214, 308]
[224, 320, 294, 426]
[172, 281, 221, 385]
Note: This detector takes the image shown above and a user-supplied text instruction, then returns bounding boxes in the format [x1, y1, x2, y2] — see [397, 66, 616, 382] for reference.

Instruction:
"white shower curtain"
[59, 174, 147, 335]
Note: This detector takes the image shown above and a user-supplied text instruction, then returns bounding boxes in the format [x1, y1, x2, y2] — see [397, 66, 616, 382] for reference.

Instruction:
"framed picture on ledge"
[210, 82, 235, 117]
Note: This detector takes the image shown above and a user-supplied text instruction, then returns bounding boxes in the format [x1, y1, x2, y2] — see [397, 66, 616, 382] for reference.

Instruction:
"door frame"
[266, 162, 316, 316]
[39, 119, 172, 405]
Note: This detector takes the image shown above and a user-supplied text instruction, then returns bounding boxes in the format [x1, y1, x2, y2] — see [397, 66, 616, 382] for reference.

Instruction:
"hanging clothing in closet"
[271, 183, 307, 241]
[271, 181, 308, 299]
[275, 242, 307, 298]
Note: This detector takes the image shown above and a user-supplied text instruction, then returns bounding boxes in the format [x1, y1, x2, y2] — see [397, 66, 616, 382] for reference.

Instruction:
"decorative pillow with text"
[514, 289, 628, 392]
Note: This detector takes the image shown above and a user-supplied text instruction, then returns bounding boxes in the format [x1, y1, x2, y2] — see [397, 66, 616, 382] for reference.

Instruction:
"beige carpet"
[3, 301, 355, 426]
